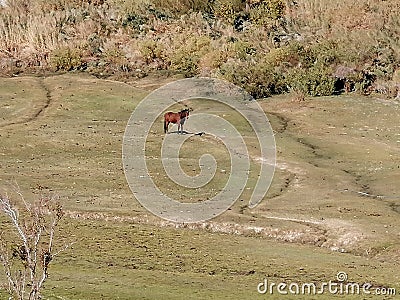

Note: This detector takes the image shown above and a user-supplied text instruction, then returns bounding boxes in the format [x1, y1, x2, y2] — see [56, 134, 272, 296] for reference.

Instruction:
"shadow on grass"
[167, 130, 205, 136]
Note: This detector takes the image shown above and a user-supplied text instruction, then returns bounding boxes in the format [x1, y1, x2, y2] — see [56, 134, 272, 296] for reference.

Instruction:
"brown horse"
[164, 108, 190, 134]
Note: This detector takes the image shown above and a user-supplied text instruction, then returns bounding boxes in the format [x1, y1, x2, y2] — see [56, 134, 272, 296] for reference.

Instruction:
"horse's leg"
[181, 119, 185, 134]
[165, 121, 170, 133]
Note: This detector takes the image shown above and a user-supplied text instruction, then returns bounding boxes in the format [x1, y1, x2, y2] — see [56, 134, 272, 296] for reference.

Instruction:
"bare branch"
[0, 192, 68, 300]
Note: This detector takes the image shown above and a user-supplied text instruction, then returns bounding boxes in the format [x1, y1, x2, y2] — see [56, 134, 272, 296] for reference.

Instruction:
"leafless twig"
[0, 191, 68, 300]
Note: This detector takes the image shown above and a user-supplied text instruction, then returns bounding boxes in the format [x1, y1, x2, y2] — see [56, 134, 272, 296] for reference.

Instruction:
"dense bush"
[219, 58, 286, 98]
[212, 0, 285, 28]
[199, 48, 229, 72]
[286, 66, 336, 97]
[170, 35, 211, 77]
[212, 0, 244, 24]
[139, 40, 163, 63]
[249, 0, 285, 26]
[51, 46, 86, 71]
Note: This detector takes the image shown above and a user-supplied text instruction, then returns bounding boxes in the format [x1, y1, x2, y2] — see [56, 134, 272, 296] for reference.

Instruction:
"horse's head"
[180, 108, 190, 119]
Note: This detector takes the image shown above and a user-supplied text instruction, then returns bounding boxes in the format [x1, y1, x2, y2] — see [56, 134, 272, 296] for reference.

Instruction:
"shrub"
[266, 42, 308, 68]
[286, 65, 336, 96]
[170, 35, 211, 77]
[122, 13, 148, 31]
[372, 79, 400, 99]
[309, 40, 341, 67]
[219, 59, 286, 98]
[369, 45, 397, 80]
[354, 69, 376, 94]
[139, 40, 164, 63]
[101, 46, 131, 73]
[249, 0, 285, 26]
[231, 40, 257, 60]
[263, 45, 300, 67]
[171, 54, 199, 77]
[199, 48, 229, 73]
[51, 46, 86, 71]
[212, 0, 244, 24]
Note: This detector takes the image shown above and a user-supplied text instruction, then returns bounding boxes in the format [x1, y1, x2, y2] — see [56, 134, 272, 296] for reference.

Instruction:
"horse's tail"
[164, 119, 168, 133]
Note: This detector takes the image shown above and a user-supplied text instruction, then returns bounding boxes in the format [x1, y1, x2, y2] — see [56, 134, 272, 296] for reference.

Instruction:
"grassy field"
[0, 74, 399, 299]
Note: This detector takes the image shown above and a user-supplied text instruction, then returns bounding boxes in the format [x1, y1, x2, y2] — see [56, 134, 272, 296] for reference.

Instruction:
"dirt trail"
[0, 77, 52, 127]
[33, 77, 52, 121]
